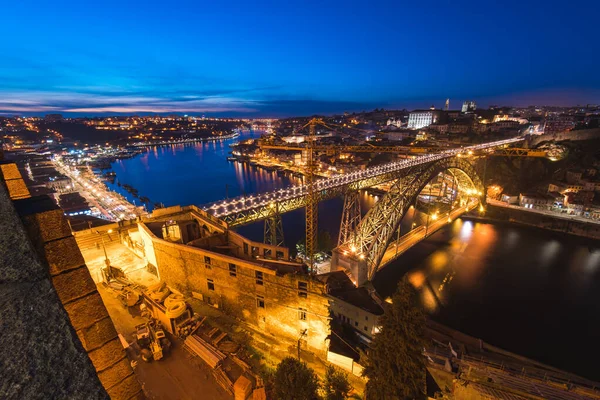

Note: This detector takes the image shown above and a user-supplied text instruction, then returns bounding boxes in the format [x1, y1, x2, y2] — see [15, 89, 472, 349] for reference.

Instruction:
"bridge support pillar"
[331, 248, 368, 287]
[338, 190, 361, 247]
[264, 208, 284, 246]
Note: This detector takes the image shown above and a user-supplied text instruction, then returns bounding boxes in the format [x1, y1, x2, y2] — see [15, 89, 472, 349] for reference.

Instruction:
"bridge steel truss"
[217, 166, 418, 227]
[263, 203, 285, 246]
[338, 190, 362, 246]
[338, 157, 483, 282]
[208, 138, 522, 228]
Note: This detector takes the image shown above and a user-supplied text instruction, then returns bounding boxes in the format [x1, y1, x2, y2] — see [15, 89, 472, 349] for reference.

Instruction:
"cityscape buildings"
[2, 1, 600, 399]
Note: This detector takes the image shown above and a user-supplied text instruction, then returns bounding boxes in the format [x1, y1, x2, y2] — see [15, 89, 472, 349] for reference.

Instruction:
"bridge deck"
[203, 138, 522, 226]
[379, 201, 478, 268]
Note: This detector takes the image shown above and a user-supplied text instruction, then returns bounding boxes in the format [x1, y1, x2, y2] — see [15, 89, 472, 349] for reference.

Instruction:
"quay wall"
[465, 204, 600, 240]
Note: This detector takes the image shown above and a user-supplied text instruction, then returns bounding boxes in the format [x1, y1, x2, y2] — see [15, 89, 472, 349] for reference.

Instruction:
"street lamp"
[426, 211, 438, 236]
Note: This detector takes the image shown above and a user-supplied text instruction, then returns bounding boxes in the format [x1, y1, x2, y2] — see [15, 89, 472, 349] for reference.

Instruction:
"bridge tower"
[305, 118, 318, 270]
[338, 190, 361, 246]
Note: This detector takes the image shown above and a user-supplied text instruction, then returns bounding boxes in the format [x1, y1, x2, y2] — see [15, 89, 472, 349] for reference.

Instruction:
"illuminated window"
[298, 281, 308, 298]
[204, 256, 211, 269]
[298, 308, 307, 321]
[207, 279, 214, 291]
[229, 263, 237, 277]
[255, 271, 263, 285]
[256, 295, 265, 308]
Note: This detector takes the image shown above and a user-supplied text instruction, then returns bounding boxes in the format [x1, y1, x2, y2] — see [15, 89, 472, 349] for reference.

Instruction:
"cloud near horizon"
[0, 87, 380, 117]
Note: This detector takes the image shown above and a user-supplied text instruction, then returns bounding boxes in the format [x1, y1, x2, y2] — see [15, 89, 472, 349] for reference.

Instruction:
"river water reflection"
[107, 133, 600, 380]
[374, 219, 600, 380]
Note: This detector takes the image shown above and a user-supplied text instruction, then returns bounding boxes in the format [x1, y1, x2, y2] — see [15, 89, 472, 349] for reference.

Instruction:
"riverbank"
[128, 131, 240, 148]
[464, 203, 600, 240]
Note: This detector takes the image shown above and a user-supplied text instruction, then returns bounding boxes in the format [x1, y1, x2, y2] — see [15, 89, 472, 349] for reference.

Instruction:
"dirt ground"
[79, 234, 232, 400]
[97, 285, 232, 400]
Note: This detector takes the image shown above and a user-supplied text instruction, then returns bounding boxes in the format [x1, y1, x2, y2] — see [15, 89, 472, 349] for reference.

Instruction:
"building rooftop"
[319, 272, 384, 315]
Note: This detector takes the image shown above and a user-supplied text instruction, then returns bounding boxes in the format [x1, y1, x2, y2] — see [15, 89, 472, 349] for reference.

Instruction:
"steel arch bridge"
[204, 137, 521, 227]
[331, 157, 483, 285]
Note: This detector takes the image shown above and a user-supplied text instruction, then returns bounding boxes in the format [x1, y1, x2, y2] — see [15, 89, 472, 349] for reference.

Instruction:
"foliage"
[274, 357, 320, 400]
[323, 365, 352, 400]
[362, 279, 427, 400]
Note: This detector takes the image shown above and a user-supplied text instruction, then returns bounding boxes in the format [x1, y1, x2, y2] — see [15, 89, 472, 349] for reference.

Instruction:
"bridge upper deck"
[203, 137, 523, 226]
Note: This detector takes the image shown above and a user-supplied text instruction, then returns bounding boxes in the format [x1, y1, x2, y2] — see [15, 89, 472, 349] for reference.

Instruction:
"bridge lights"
[350, 245, 357, 253]
[359, 254, 365, 260]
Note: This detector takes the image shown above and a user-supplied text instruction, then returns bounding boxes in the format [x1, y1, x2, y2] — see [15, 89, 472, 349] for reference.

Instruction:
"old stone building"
[137, 206, 331, 354]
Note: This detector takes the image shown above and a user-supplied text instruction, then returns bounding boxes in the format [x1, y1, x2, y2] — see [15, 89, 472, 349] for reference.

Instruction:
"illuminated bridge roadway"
[203, 137, 523, 226]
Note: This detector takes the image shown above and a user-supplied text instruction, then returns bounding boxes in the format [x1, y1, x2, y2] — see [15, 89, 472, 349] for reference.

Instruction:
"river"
[106, 131, 600, 380]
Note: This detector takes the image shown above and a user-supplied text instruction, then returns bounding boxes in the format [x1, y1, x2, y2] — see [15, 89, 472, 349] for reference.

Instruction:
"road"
[53, 157, 144, 221]
[380, 201, 478, 267]
[205, 137, 522, 219]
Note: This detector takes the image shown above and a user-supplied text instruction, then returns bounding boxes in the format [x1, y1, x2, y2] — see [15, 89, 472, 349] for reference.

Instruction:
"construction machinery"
[135, 320, 171, 362]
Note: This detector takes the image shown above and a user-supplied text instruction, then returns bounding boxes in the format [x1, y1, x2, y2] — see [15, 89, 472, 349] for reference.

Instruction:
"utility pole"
[297, 329, 307, 360]
[305, 118, 318, 270]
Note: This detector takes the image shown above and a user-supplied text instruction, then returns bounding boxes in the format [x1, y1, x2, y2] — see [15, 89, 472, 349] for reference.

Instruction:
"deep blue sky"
[1, 0, 599, 117]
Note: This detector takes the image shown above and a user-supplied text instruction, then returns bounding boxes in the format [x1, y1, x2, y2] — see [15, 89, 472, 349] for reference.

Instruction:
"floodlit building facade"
[407, 110, 442, 130]
[136, 205, 331, 355]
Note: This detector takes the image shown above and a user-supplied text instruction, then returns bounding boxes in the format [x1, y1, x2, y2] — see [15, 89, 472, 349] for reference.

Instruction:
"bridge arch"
[334, 157, 483, 284]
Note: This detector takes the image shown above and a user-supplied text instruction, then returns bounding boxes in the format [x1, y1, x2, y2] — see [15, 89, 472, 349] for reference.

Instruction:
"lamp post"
[426, 211, 438, 236]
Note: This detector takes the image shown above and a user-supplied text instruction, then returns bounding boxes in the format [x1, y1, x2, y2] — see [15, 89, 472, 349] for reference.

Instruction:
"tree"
[274, 357, 320, 400]
[362, 279, 427, 400]
[323, 365, 351, 400]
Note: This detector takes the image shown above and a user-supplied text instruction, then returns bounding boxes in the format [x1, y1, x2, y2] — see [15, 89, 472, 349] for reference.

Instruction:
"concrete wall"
[138, 222, 158, 273]
[144, 226, 331, 354]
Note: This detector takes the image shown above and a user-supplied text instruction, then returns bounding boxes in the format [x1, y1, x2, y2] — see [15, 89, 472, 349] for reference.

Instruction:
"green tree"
[274, 357, 320, 400]
[323, 365, 351, 400]
[362, 279, 427, 400]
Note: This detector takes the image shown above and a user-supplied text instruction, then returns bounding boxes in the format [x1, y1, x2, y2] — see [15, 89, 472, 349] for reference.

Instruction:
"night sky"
[1, 0, 599, 116]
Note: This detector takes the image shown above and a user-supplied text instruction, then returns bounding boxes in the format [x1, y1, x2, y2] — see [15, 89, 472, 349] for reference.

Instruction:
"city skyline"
[2, 0, 600, 117]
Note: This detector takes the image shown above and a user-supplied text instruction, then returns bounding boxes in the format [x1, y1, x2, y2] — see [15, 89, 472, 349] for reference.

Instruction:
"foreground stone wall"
[145, 223, 331, 354]
[0, 161, 144, 400]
